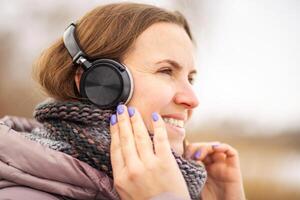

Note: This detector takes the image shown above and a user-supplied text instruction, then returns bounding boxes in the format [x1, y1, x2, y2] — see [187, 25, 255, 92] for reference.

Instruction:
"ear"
[74, 67, 84, 92]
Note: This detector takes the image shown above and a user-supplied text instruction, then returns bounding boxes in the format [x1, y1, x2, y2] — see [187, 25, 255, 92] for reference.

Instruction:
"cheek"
[128, 76, 173, 132]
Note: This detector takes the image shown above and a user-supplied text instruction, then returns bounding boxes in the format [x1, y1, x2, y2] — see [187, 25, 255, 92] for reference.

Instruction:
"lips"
[160, 113, 187, 137]
[164, 121, 186, 137]
[162, 117, 184, 128]
[161, 113, 187, 121]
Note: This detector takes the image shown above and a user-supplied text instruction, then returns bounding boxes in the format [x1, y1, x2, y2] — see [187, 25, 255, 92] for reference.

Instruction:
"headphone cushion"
[79, 59, 133, 108]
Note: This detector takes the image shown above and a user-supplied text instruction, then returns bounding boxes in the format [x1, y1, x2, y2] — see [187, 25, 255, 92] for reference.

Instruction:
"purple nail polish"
[128, 107, 135, 117]
[117, 105, 124, 115]
[194, 149, 202, 159]
[152, 112, 159, 122]
[110, 114, 117, 125]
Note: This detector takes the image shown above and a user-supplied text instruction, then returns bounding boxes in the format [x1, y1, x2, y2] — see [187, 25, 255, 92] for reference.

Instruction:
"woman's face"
[123, 22, 199, 155]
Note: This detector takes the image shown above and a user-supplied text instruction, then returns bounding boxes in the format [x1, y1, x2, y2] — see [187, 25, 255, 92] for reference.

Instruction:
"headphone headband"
[63, 23, 91, 69]
[62, 23, 134, 109]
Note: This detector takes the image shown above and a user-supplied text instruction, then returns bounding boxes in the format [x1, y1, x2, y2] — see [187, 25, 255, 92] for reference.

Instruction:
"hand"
[110, 105, 190, 200]
[185, 142, 246, 200]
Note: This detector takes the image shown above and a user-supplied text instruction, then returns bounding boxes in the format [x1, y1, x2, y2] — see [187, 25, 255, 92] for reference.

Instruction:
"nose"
[173, 81, 199, 109]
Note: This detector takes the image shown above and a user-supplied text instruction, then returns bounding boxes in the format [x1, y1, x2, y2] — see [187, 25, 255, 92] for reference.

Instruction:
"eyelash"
[159, 68, 173, 75]
[159, 68, 195, 84]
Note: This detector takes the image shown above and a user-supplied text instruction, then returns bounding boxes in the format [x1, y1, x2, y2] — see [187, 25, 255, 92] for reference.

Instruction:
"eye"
[159, 68, 173, 75]
[189, 77, 195, 85]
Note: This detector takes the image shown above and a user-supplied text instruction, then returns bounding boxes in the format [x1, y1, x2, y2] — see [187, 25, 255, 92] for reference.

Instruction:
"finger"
[185, 142, 220, 159]
[129, 107, 155, 164]
[203, 156, 213, 165]
[151, 112, 172, 159]
[110, 114, 124, 178]
[211, 152, 227, 162]
[191, 142, 221, 161]
[184, 143, 201, 159]
[116, 105, 140, 168]
[212, 143, 238, 158]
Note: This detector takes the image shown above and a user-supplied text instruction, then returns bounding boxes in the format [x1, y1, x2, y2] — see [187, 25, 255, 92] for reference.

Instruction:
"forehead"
[127, 22, 196, 70]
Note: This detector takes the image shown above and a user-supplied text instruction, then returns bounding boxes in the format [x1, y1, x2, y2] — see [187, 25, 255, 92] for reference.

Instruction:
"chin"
[169, 141, 184, 156]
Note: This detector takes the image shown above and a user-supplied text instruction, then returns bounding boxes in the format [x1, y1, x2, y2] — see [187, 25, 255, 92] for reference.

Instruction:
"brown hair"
[33, 2, 193, 100]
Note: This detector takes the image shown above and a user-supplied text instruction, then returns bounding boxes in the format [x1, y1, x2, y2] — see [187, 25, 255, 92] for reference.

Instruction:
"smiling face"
[123, 22, 199, 155]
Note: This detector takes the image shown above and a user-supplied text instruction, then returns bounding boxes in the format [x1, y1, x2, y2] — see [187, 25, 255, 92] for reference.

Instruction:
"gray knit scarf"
[27, 100, 207, 200]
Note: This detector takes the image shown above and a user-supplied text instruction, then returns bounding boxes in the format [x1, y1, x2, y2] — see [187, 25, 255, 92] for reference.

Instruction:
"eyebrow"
[155, 59, 197, 75]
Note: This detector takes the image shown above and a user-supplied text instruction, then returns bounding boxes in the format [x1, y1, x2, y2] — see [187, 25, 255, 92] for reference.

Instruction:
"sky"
[190, 0, 300, 131]
[1, 0, 299, 132]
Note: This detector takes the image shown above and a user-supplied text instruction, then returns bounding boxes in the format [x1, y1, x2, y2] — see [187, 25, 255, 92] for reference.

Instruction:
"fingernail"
[194, 149, 202, 159]
[110, 114, 117, 125]
[117, 105, 124, 115]
[152, 112, 159, 122]
[128, 107, 135, 117]
[212, 144, 220, 148]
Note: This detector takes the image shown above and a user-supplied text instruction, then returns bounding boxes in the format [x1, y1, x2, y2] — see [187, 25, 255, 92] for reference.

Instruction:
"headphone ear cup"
[79, 59, 133, 109]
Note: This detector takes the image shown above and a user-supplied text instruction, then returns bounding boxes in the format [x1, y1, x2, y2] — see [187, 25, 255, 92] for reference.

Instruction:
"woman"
[0, 2, 245, 200]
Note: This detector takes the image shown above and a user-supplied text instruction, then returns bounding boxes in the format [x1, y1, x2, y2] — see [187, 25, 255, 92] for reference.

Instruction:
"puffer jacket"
[0, 116, 183, 200]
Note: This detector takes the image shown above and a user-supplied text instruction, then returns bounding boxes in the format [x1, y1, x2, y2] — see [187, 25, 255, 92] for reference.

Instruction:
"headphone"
[63, 23, 134, 109]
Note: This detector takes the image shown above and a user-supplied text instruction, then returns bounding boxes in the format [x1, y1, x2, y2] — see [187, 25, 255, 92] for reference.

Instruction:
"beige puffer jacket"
[0, 116, 183, 200]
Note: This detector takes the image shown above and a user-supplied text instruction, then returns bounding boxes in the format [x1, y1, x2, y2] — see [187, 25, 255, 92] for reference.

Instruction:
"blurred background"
[1, 0, 299, 199]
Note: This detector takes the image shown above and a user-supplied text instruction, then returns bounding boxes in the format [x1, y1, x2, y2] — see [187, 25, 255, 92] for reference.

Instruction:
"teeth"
[163, 118, 184, 128]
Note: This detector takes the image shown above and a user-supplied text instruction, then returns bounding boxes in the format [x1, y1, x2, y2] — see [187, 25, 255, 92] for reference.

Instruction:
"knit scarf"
[27, 100, 207, 200]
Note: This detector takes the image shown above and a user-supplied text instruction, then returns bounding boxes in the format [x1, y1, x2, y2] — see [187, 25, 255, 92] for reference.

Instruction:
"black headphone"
[63, 23, 134, 109]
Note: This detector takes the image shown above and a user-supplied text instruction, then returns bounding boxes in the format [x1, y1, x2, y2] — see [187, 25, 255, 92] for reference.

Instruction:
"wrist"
[150, 192, 190, 200]
[223, 182, 246, 200]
